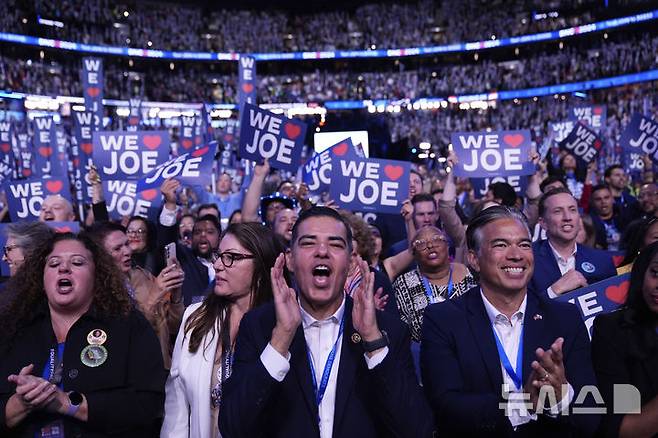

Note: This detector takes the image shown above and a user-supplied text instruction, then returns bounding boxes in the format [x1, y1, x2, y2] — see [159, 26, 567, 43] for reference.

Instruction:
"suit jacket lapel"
[539, 240, 562, 283]
[465, 290, 504, 391]
[521, 293, 548, 384]
[289, 325, 320, 428]
[333, 300, 358, 436]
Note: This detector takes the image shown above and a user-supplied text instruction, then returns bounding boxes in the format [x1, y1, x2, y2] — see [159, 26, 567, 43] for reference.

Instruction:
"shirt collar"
[300, 294, 346, 330]
[547, 240, 577, 263]
[480, 289, 527, 325]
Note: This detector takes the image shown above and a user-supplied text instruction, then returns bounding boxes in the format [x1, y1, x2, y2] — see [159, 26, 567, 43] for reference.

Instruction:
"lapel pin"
[533, 314, 543, 321]
[351, 333, 362, 343]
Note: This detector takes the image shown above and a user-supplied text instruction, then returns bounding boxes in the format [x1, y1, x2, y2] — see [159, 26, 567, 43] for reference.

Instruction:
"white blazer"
[161, 303, 222, 438]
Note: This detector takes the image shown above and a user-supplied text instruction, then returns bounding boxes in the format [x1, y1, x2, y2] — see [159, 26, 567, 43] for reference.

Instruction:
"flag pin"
[533, 314, 543, 320]
[351, 333, 361, 343]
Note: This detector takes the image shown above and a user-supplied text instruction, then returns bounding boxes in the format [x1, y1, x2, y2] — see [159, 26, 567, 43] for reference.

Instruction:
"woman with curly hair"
[0, 232, 166, 438]
[161, 222, 284, 438]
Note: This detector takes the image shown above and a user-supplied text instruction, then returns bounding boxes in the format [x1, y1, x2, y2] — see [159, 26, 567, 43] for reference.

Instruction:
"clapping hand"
[351, 258, 382, 347]
[270, 254, 301, 356]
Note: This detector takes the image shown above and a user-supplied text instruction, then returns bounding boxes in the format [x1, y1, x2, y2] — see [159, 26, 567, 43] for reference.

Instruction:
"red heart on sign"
[22, 169, 31, 177]
[502, 134, 525, 148]
[129, 116, 139, 126]
[593, 106, 603, 115]
[384, 165, 404, 181]
[284, 123, 302, 140]
[605, 280, 629, 304]
[87, 87, 100, 98]
[54, 226, 72, 233]
[80, 143, 93, 155]
[242, 83, 254, 93]
[195, 136, 202, 145]
[612, 255, 624, 267]
[143, 135, 162, 150]
[46, 180, 63, 193]
[594, 140, 602, 150]
[332, 142, 348, 156]
[73, 158, 80, 167]
[225, 134, 234, 142]
[39, 147, 52, 157]
[192, 146, 209, 157]
[181, 139, 193, 149]
[0, 143, 10, 153]
[140, 189, 158, 201]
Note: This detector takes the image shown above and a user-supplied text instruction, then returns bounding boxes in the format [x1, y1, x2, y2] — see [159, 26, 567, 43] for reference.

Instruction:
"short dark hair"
[539, 175, 566, 193]
[290, 206, 353, 252]
[197, 203, 220, 220]
[410, 169, 423, 182]
[86, 221, 127, 247]
[466, 205, 530, 252]
[411, 192, 435, 206]
[604, 164, 623, 179]
[538, 187, 575, 217]
[591, 184, 611, 197]
[488, 182, 517, 207]
[194, 214, 221, 232]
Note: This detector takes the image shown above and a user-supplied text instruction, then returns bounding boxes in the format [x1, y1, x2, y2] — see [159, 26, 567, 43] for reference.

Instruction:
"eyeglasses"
[3, 244, 20, 257]
[213, 251, 255, 268]
[126, 228, 147, 236]
[412, 235, 448, 252]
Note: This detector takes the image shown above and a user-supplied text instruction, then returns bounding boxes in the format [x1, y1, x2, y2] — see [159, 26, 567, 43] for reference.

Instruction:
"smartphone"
[165, 242, 177, 266]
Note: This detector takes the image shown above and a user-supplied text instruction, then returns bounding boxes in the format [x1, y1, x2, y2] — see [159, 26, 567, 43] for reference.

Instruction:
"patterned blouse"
[393, 266, 477, 342]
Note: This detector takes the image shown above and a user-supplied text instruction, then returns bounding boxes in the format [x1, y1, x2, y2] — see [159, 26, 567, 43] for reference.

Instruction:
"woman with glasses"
[162, 222, 284, 438]
[393, 226, 476, 342]
[2, 222, 54, 278]
[125, 217, 164, 276]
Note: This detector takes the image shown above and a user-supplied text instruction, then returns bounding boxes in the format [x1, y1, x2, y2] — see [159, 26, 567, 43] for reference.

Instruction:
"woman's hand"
[7, 365, 58, 411]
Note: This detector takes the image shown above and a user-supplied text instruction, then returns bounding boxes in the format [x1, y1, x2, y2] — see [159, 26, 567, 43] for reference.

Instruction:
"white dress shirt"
[481, 291, 573, 428]
[260, 297, 388, 438]
[546, 241, 577, 299]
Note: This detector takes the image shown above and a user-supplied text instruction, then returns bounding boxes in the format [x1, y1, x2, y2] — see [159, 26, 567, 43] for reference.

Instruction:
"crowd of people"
[2, 0, 654, 52]
[1, 29, 655, 106]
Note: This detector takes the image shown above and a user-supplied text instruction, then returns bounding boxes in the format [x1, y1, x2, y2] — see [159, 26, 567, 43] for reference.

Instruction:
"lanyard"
[306, 314, 345, 409]
[421, 266, 454, 303]
[42, 343, 65, 388]
[491, 323, 524, 390]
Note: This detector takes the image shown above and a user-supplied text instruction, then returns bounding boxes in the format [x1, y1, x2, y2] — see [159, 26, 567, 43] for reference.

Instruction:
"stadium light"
[419, 142, 431, 150]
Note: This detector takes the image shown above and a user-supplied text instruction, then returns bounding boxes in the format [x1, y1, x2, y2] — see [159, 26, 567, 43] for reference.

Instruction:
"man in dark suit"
[529, 187, 616, 298]
[220, 207, 432, 438]
[159, 179, 218, 305]
[421, 206, 599, 437]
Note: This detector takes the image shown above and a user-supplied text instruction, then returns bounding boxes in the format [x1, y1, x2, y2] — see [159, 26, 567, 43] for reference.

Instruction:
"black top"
[591, 309, 658, 438]
[0, 306, 166, 438]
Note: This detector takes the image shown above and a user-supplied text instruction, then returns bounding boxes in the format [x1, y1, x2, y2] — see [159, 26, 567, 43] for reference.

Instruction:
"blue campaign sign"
[559, 122, 603, 165]
[548, 120, 575, 144]
[0, 121, 15, 177]
[93, 130, 170, 180]
[470, 175, 529, 199]
[5, 176, 72, 221]
[103, 180, 162, 220]
[179, 114, 202, 153]
[330, 156, 410, 214]
[570, 105, 607, 132]
[136, 142, 217, 191]
[302, 138, 359, 194]
[451, 130, 535, 178]
[81, 57, 103, 125]
[238, 56, 257, 113]
[555, 273, 629, 338]
[126, 98, 142, 131]
[32, 116, 58, 177]
[619, 113, 658, 163]
[72, 111, 96, 203]
[239, 103, 307, 172]
[14, 131, 34, 179]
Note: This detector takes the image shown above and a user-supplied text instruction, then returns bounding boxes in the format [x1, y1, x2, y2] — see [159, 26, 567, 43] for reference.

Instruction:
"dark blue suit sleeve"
[219, 312, 283, 438]
[420, 305, 509, 435]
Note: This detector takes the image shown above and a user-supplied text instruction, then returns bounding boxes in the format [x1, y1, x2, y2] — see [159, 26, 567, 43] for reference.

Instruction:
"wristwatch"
[67, 391, 83, 416]
[361, 330, 389, 353]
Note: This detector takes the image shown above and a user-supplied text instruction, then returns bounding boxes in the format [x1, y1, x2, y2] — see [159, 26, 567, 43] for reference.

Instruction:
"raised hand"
[8, 364, 58, 411]
[373, 287, 388, 312]
[270, 254, 301, 356]
[156, 263, 185, 296]
[351, 257, 381, 343]
[253, 159, 270, 179]
[160, 178, 181, 209]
